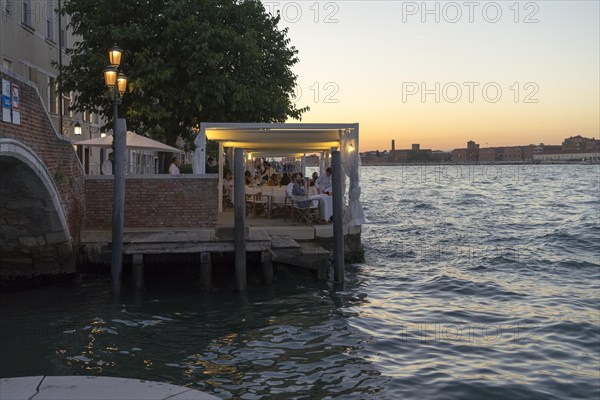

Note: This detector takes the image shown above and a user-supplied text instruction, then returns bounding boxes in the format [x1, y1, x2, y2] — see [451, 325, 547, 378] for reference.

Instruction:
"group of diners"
[223, 167, 334, 223]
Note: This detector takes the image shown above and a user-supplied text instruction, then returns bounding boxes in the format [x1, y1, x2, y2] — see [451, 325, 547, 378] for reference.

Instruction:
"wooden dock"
[78, 225, 346, 289]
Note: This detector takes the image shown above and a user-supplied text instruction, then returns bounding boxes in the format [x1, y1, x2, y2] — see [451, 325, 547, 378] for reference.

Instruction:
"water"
[1, 164, 599, 399]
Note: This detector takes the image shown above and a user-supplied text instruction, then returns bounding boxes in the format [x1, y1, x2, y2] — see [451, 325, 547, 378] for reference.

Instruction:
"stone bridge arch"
[0, 139, 74, 280]
[1, 70, 85, 284]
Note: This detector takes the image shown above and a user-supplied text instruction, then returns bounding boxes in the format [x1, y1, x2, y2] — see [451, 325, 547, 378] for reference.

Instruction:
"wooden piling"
[234, 147, 247, 291]
[132, 253, 144, 289]
[111, 118, 127, 294]
[261, 251, 273, 284]
[332, 150, 345, 284]
[199, 252, 212, 291]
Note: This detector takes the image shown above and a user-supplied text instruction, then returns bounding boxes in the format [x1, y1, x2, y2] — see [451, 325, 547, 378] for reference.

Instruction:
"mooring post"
[111, 118, 127, 294]
[332, 150, 344, 284]
[234, 147, 247, 291]
[199, 252, 212, 291]
[261, 251, 273, 284]
[132, 254, 144, 289]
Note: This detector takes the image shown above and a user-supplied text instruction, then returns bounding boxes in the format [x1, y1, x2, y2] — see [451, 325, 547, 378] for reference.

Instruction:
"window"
[22, 0, 32, 26]
[48, 77, 57, 113]
[62, 92, 72, 117]
[28, 66, 37, 84]
[46, 0, 55, 41]
[2, 58, 11, 70]
[3, 1, 13, 15]
[60, 16, 68, 48]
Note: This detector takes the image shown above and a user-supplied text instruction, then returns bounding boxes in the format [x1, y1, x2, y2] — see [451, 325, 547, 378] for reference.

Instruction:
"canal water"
[1, 165, 599, 399]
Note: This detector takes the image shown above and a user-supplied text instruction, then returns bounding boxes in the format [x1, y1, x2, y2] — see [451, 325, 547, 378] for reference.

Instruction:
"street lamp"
[103, 45, 127, 294]
[74, 121, 82, 135]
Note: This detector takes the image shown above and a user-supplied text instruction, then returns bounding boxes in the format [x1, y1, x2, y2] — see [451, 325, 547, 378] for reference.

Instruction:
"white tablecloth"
[310, 194, 333, 221]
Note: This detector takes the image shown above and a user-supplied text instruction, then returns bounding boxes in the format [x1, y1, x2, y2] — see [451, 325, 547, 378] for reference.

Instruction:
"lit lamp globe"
[117, 73, 128, 95]
[104, 66, 117, 88]
[74, 121, 82, 135]
[108, 45, 122, 67]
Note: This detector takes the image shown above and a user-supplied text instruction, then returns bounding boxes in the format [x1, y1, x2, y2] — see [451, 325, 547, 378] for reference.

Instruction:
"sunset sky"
[268, 1, 600, 151]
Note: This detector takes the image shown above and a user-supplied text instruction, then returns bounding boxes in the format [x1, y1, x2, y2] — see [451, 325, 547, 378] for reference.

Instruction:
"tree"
[59, 0, 309, 146]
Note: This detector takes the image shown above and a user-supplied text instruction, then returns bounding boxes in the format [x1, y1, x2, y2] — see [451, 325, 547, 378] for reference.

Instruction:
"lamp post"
[103, 45, 127, 294]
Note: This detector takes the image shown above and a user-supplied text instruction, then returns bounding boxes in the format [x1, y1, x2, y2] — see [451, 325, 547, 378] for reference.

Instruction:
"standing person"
[262, 162, 275, 181]
[169, 157, 180, 175]
[101, 152, 114, 175]
[316, 167, 332, 194]
[206, 157, 216, 173]
[224, 171, 234, 206]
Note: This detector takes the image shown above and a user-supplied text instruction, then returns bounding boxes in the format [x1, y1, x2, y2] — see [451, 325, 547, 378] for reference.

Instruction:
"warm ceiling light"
[108, 45, 122, 66]
[104, 66, 117, 87]
[117, 73, 127, 95]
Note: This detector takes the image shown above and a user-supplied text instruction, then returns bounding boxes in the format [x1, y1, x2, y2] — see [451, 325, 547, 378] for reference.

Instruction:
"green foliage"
[58, 0, 309, 146]
[179, 164, 193, 174]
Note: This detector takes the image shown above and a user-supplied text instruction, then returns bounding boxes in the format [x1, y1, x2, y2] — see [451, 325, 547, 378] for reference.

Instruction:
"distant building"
[430, 151, 452, 162]
[533, 150, 600, 162]
[562, 135, 600, 152]
[502, 146, 523, 162]
[451, 148, 467, 163]
[478, 148, 496, 162]
[452, 140, 479, 162]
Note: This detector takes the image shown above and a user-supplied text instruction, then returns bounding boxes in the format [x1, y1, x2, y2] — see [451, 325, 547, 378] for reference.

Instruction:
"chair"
[223, 187, 233, 208]
[246, 190, 269, 217]
[291, 195, 319, 225]
[270, 193, 287, 219]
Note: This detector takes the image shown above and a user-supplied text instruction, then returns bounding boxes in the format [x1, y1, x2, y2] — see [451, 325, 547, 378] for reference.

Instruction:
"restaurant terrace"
[192, 122, 365, 229]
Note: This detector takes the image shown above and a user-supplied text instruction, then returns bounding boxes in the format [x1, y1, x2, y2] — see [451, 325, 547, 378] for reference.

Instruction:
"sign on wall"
[1, 79, 10, 123]
[11, 83, 20, 125]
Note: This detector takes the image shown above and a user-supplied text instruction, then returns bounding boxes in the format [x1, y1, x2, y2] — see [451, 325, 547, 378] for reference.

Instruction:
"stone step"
[272, 241, 330, 280]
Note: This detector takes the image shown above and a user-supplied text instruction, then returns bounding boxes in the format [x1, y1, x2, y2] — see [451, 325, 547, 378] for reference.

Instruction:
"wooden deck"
[78, 211, 361, 287]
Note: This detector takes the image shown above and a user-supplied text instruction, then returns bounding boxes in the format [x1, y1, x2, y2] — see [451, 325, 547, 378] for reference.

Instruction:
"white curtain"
[340, 128, 365, 226]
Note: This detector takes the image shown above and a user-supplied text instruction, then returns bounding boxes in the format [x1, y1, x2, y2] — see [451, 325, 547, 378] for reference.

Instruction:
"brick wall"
[85, 175, 218, 229]
[0, 71, 85, 239]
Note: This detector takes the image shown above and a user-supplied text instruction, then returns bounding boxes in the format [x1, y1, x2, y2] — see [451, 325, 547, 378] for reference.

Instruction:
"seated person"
[268, 173, 279, 186]
[285, 173, 298, 197]
[310, 171, 319, 186]
[291, 174, 309, 208]
[280, 172, 291, 187]
[244, 170, 253, 185]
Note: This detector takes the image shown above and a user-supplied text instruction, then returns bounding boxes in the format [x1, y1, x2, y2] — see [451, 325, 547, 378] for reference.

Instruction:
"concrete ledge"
[250, 225, 315, 240]
[0, 376, 219, 400]
[85, 174, 218, 180]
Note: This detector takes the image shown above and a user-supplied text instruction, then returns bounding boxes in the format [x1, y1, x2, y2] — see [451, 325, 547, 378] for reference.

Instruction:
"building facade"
[1, 1, 105, 172]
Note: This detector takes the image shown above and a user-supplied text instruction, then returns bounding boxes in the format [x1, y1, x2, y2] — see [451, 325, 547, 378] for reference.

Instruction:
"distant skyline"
[266, 1, 600, 151]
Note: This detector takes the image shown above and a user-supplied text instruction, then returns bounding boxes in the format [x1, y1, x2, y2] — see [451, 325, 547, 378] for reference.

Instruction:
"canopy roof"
[76, 131, 181, 153]
[203, 122, 357, 152]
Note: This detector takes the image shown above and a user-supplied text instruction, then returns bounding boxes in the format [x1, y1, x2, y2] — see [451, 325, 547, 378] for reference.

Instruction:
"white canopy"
[76, 131, 181, 153]
[193, 122, 365, 226]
